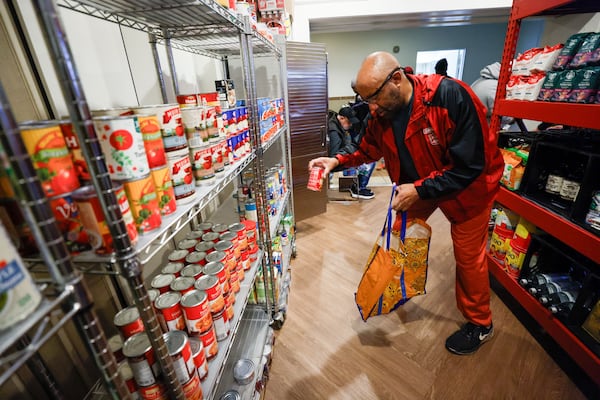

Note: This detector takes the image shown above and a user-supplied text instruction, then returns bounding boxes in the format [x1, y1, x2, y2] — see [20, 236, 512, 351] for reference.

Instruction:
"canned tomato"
[155, 291, 186, 332]
[117, 362, 141, 400]
[115, 183, 140, 245]
[20, 121, 80, 197]
[248, 245, 259, 264]
[114, 305, 144, 339]
[241, 250, 250, 271]
[150, 273, 176, 294]
[168, 249, 189, 263]
[93, 115, 150, 180]
[170, 276, 196, 295]
[218, 139, 230, 167]
[188, 336, 209, 381]
[195, 241, 214, 254]
[194, 275, 224, 314]
[138, 383, 167, 400]
[181, 264, 203, 280]
[134, 104, 186, 152]
[167, 149, 195, 203]
[204, 261, 230, 295]
[122, 175, 162, 234]
[138, 115, 167, 169]
[212, 310, 230, 341]
[59, 121, 91, 182]
[228, 222, 247, 249]
[123, 332, 161, 387]
[181, 290, 213, 336]
[210, 141, 225, 173]
[161, 262, 184, 277]
[182, 373, 202, 400]
[0, 222, 42, 330]
[177, 94, 198, 108]
[198, 326, 219, 360]
[189, 145, 215, 184]
[185, 251, 206, 266]
[108, 334, 125, 364]
[48, 192, 93, 254]
[163, 330, 198, 385]
[229, 268, 241, 293]
[178, 239, 198, 252]
[181, 106, 208, 147]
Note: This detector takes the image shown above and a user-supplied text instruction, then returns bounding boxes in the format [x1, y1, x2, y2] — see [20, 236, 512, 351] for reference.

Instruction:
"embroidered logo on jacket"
[423, 127, 439, 146]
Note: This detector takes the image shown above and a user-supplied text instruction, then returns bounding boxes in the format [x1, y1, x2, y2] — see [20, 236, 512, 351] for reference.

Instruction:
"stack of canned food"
[110, 219, 259, 399]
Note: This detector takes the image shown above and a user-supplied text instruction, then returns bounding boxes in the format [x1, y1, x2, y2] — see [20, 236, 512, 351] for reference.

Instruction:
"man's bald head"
[354, 52, 401, 97]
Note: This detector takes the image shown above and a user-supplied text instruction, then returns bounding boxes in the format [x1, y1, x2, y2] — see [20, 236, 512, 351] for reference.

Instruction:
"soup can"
[202, 232, 220, 243]
[224, 290, 235, 321]
[204, 261, 230, 295]
[0, 222, 42, 330]
[198, 326, 219, 359]
[122, 175, 162, 234]
[48, 192, 92, 254]
[212, 310, 230, 341]
[188, 336, 209, 381]
[194, 275, 224, 314]
[195, 240, 214, 255]
[170, 276, 196, 295]
[163, 330, 198, 385]
[93, 115, 150, 180]
[197, 221, 214, 233]
[185, 230, 204, 240]
[189, 144, 215, 184]
[177, 94, 198, 108]
[59, 121, 91, 182]
[182, 373, 202, 400]
[19, 121, 80, 197]
[137, 114, 167, 168]
[178, 239, 198, 252]
[167, 149, 196, 204]
[138, 383, 167, 400]
[181, 106, 209, 147]
[150, 273, 176, 294]
[210, 141, 225, 173]
[185, 251, 206, 266]
[155, 291, 186, 332]
[161, 262, 184, 277]
[181, 290, 213, 336]
[122, 332, 161, 387]
[134, 104, 186, 152]
[181, 264, 203, 280]
[114, 305, 144, 339]
[168, 249, 189, 263]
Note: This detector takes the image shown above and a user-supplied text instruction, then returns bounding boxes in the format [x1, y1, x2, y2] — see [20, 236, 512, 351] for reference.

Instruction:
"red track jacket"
[336, 74, 503, 224]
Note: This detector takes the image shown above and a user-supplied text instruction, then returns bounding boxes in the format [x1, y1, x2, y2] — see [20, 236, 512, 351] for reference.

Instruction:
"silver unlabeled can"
[0, 222, 42, 330]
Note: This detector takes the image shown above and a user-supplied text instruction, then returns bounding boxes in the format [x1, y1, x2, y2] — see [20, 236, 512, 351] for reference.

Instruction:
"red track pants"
[394, 199, 493, 327]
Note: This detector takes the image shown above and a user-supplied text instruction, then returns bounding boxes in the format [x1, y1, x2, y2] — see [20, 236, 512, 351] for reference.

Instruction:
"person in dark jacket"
[435, 58, 449, 76]
[310, 51, 503, 355]
[328, 105, 375, 199]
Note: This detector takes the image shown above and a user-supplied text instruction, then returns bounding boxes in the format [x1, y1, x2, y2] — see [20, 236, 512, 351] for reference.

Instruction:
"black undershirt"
[391, 94, 420, 184]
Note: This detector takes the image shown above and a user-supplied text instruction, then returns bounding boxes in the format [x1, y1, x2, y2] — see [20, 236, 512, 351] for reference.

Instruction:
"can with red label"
[59, 121, 91, 182]
[138, 383, 167, 400]
[195, 241, 215, 254]
[93, 115, 150, 180]
[194, 275, 225, 314]
[150, 166, 176, 216]
[224, 290, 235, 321]
[48, 192, 93, 254]
[168, 149, 196, 204]
[168, 249, 189, 263]
[210, 141, 225, 173]
[117, 362, 141, 400]
[181, 264, 203, 280]
[240, 249, 251, 272]
[182, 373, 202, 400]
[155, 291, 187, 332]
[189, 145, 215, 184]
[202, 232, 220, 243]
[171, 276, 196, 295]
[197, 221, 214, 233]
[134, 104, 186, 152]
[161, 262, 184, 277]
[123, 332, 161, 387]
[228, 222, 247, 250]
[178, 239, 198, 252]
[181, 290, 213, 336]
[20, 121, 80, 197]
[148, 288, 168, 333]
[163, 330, 199, 387]
[188, 336, 209, 381]
[186, 230, 204, 240]
[181, 106, 209, 147]
[307, 166, 324, 191]
[150, 273, 176, 294]
[212, 310, 230, 342]
[185, 251, 206, 266]
[198, 326, 219, 360]
[114, 306, 144, 339]
[122, 175, 162, 234]
[204, 261, 230, 295]
[177, 94, 198, 108]
[137, 115, 167, 168]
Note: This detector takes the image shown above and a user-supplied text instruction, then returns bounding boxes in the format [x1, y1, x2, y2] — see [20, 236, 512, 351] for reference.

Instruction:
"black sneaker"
[445, 322, 493, 355]
[351, 188, 375, 200]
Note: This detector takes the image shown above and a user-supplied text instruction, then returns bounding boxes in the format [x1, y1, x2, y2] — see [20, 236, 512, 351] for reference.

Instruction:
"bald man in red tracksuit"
[310, 52, 503, 354]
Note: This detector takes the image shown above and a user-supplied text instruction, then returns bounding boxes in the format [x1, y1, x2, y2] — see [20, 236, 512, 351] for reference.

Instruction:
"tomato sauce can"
[150, 273, 176, 294]
[170, 276, 196, 295]
[135, 104, 186, 152]
[241, 249, 251, 271]
[122, 175, 162, 234]
[181, 264, 203, 280]
[181, 106, 208, 148]
[167, 149, 196, 204]
[189, 145, 215, 184]
[148, 288, 168, 333]
[198, 326, 219, 360]
[138, 115, 167, 169]
[204, 261, 230, 295]
[215, 241, 237, 275]
[19, 121, 80, 197]
[150, 166, 176, 216]
[93, 115, 150, 181]
[161, 262, 184, 277]
[59, 121, 91, 182]
[177, 94, 198, 108]
[155, 291, 187, 332]
[219, 232, 239, 259]
[212, 310, 230, 341]
[188, 336, 209, 381]
[117, 362, 141, 400]
[181, 289, 213, 336]
[114, 305, 144, 339]
[195, 240, 214, 255]
[0, 222, 42, 330]
[48, 192, 93, 254]
[138, 383, 167, 400]
[194, 275, 224, 314]
[229, 267, 241, 293]
[163, 330, 198, 385]
[228, 222, 247, 250]
[185, 251, 206, 266]
[210, 141, 225, 173]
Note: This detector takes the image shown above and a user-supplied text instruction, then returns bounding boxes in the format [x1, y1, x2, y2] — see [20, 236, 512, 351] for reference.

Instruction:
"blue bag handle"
[380, 184, 408, 250]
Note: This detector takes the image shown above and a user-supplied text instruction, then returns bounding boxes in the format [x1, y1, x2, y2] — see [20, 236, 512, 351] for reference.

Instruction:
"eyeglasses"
[361, 66, 402, 103]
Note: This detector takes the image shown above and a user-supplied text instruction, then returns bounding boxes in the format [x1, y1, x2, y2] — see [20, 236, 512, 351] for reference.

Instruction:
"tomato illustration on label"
[109, 129, 134, 151]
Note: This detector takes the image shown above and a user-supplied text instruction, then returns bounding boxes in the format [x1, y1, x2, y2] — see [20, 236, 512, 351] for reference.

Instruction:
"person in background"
[310, 51, 503, 355]
[403, 65, 414, 75]
[471, 62, 515, 129]
[435, 58, 449, 76]
[327, 105, 375, 200]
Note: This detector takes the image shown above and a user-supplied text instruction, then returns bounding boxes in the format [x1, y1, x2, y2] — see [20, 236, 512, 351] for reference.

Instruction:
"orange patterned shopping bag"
[355, 186, 431, 321]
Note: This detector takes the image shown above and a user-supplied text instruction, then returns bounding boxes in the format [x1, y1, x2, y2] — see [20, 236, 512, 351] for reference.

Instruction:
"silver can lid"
[203, 261, 225, 276]
[219, 232, 237, 242]
[188, 336, 204, 357]
[215, 240, 233, 252]
[194, 275, 219, 291]
[195, 241, 214, 253]
[162, 262, 184, 275]
[151, 273, 176, 289]
[186, 230, 205, 240]
[211, 223, 229, 234]
[197, 221, 214, 231]
[185, 251, 206, 264]
[114, 306, 139, 327]
[147, 289, 160, 303]
[163, 330, 188, 355]
[170, 276, 195, 292]
[122, 332, 151, 357]
[181, 289, 208, 308]
[181, 264, 203, 278]
[233, 358, 255, 385]
[205, 250, 226, 264]
[168, 249, 189, 261]
[202, 232, 220, 242]
[155, 291, 182, 310]
[228, 222, 245, 233]
[219, 390, 241, 400]
[178, 239, 198, 250]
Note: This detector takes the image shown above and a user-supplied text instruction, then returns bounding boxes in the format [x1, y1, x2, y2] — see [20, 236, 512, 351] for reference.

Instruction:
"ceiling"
[308, 8, 513, 34]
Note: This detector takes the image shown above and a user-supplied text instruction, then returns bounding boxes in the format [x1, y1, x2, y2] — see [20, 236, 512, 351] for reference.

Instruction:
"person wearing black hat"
[327, 104, 375, 199]
[435, 58, 449, 76]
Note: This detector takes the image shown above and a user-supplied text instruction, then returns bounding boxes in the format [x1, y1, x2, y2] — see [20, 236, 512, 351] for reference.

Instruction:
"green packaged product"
[567, 67, 600, 103]
[550, 70, 579, 102]
[552, 33, 590, 70]
[537, 70, 561, 101]
[569, 33, 600, 68]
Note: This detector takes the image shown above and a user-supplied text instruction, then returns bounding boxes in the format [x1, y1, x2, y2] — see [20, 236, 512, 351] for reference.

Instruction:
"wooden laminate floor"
[266, 185, 589, 400]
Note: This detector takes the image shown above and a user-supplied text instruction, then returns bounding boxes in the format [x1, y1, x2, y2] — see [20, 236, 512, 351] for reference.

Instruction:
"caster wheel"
[271, 311, 285, 330]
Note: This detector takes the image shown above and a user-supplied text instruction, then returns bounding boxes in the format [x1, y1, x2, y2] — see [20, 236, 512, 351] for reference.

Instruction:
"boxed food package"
[552, 32, 590, 70]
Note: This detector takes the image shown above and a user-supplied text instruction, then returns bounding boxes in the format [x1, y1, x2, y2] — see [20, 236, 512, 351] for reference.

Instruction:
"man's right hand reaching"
[308, 157, 340, 175]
